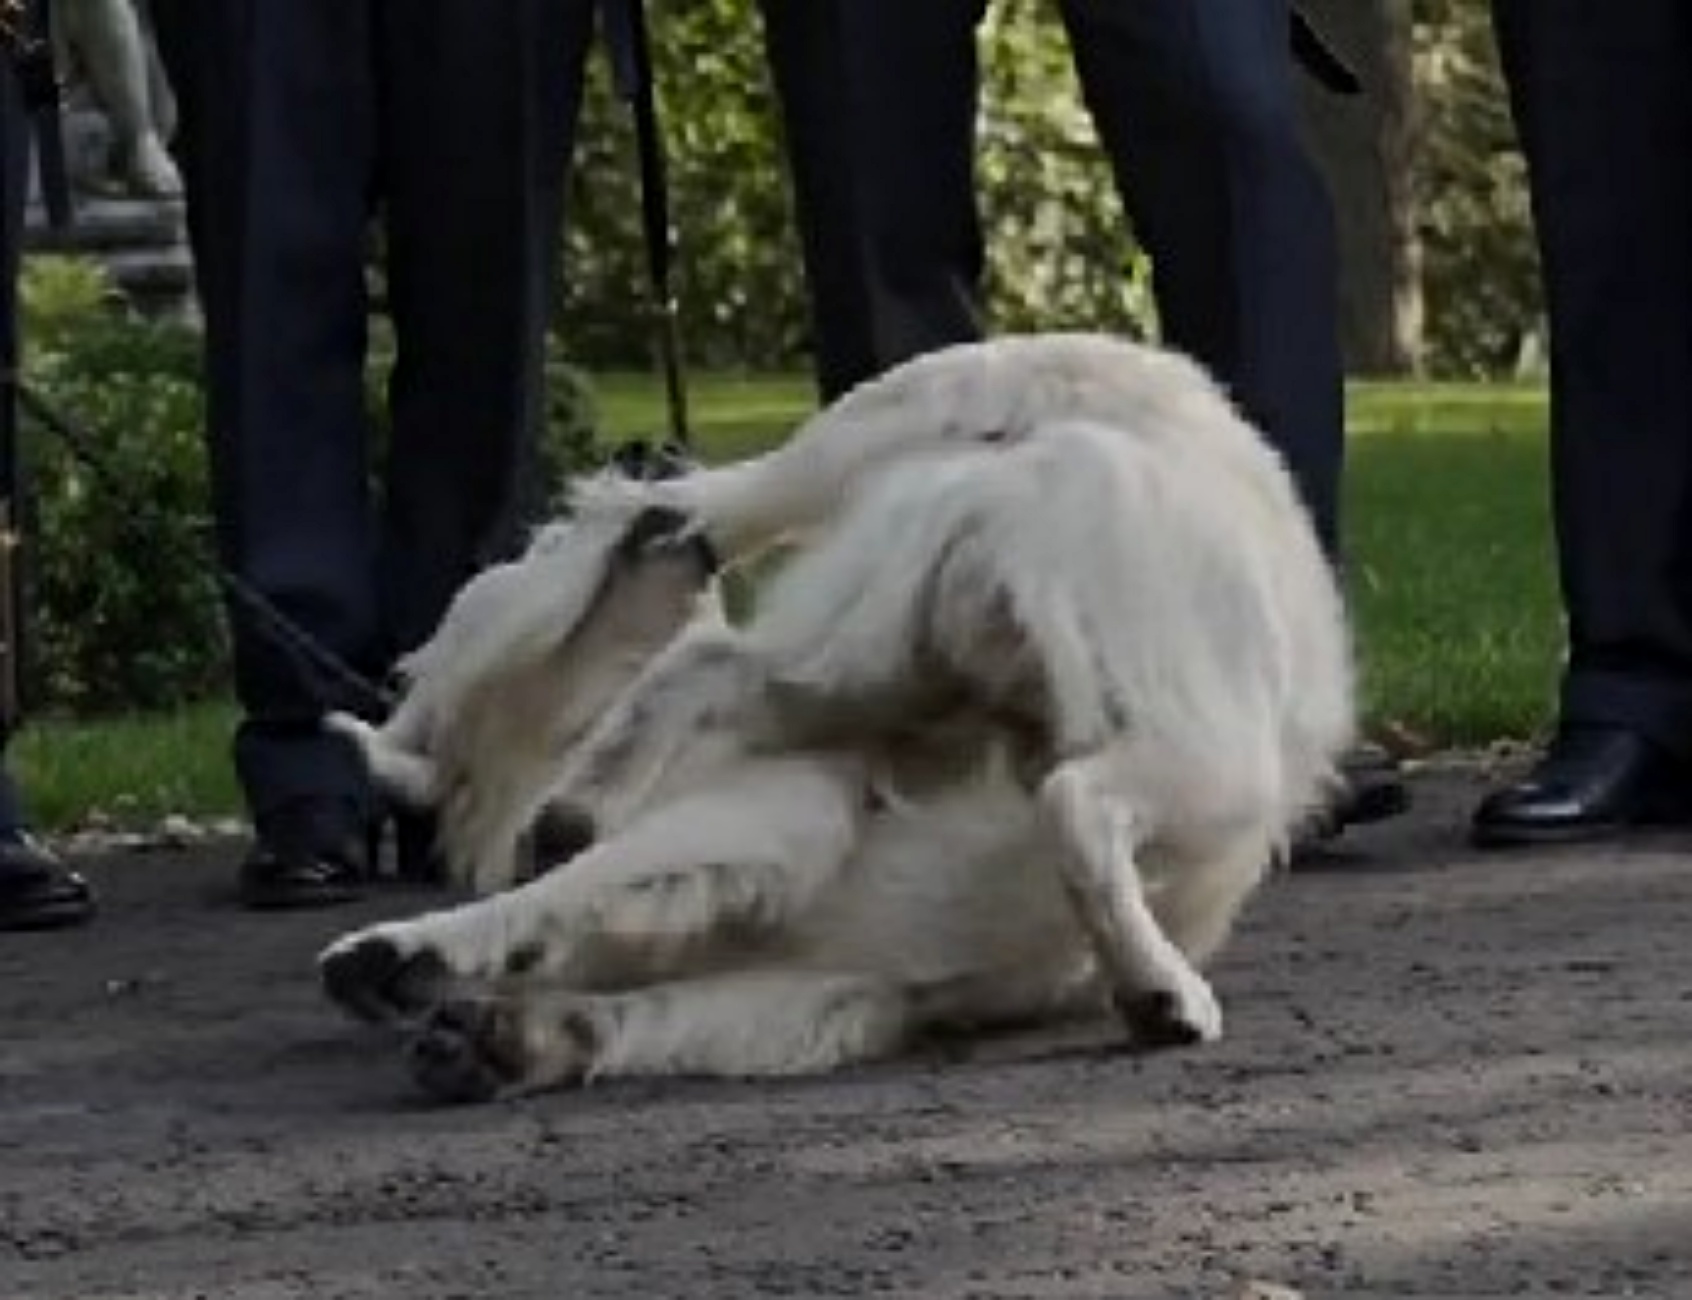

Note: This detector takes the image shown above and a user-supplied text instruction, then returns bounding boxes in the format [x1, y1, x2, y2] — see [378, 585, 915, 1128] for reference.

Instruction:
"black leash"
[599, 0, 690, 454]
[1290, 5, 1362, 97]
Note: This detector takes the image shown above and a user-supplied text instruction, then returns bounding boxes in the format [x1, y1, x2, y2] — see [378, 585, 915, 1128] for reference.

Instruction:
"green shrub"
[540, 350, 602, 504]
[16, 257, 601, 717]
[18, 255, 124, 344]
[18, 259, 223, 715]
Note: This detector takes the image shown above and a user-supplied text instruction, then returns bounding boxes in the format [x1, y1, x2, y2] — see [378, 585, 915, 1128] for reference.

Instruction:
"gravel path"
[3, 767, 1689, 1299]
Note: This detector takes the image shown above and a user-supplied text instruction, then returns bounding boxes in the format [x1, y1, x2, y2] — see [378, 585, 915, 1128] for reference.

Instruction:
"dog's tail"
[567, 458, 793, 564]
[567, 338, 1107, 564]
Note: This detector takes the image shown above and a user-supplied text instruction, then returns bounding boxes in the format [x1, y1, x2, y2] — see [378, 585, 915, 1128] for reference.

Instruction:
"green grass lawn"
[1347, 383, 1559, 749]
[10, 376, 1562, 829]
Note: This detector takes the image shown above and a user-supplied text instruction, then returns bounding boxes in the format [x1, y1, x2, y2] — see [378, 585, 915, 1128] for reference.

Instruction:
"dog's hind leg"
[318, 756, 866, 1022]
[1037, 747, 1225, 1049]
[405, 970, 911, 1103]
[324, 713, 441, 808]
[903, 960, 1103, 1038]
[1148, 829, 1276, 969]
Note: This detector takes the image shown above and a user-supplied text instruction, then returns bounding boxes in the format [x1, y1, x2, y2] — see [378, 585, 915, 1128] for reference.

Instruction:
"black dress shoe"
[392, 808, 447, 886]
[238, 797, 371, 910]
[1471, 726, 1692, 848]
[1333, 742, 1412, 828]
[0, 834, 96, 931]
[1301, 742, 1412, 844]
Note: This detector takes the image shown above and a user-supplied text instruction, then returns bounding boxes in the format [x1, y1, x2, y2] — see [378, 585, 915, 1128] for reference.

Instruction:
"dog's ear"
[615, 504, 722, 576]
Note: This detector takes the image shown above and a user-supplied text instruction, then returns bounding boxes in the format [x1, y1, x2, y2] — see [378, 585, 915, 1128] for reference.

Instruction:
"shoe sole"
[0, 897, 97, 931]
[239, 882, 365, 911]
[1470, 804, 1692, 850]
[1337, 779, 1412, 828]
[1303, 777, 1412, 845]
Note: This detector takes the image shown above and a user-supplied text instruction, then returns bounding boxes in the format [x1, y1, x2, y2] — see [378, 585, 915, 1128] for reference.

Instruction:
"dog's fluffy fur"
[319, 333, 1355, 1103]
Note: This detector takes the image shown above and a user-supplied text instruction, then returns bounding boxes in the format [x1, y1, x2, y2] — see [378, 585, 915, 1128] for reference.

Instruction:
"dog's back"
[748, 404, 1352, 834]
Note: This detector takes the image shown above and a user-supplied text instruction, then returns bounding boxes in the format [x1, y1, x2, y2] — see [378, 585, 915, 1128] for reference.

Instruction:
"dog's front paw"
[1112, 968, 1223, 1050]
[318, 927, 452, 1024]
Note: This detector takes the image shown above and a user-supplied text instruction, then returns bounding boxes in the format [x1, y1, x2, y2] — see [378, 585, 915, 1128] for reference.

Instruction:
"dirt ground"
[2, 766, 1690, 1300]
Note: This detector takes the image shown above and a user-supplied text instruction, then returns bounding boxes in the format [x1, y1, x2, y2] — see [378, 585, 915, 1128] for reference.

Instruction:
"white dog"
[319, 334, 1356, 1103]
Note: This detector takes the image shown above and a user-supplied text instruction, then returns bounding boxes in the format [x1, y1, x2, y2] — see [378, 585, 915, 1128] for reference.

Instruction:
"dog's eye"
[618, 505, 693, 555]
[616, 506, 722, 574]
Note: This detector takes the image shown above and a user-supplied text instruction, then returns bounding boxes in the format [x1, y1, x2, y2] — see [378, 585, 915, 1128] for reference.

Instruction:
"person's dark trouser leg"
[1470, 1, 1692, 847]
[373, 0, 591, 881]
[1494, 0, 1692, 753]
[1, 52, 27, 766]
[0, 764, 22, 837]
[152, 1, 381, 829]
[374, 0, 592, 661]
[759, 0, 987, 401]
[756, 0, 879, 402]
[1058, 0, 1346, 558]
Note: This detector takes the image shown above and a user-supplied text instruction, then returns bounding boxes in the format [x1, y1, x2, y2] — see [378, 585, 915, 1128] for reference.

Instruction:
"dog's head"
[330, 458, 722, 823]
[522, 496, 725, 750]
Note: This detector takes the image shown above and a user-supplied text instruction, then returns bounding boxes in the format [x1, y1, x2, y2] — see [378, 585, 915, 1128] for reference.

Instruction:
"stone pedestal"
[20, 104, 196, 321]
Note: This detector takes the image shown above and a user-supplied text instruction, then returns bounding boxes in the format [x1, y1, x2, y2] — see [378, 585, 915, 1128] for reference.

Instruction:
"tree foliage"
[1413, 0, 1540, 378]
[558, 2, 802, 371]
[554, 0, 1152, 378]
[541, 1, 1533, 379]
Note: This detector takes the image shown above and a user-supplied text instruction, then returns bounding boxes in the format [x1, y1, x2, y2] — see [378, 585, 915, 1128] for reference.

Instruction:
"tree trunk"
[1296, 0, 1422, 376]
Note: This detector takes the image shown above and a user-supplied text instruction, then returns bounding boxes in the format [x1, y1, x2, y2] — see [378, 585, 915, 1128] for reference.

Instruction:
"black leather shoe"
[392, 808, 446, 886]
[1302, 742, 1412, 843]
[0, 834, 96, 931]
[1334, 743, 1412, 828]
[238, 798, 371, 910]
[1471, 726, 1692, 848]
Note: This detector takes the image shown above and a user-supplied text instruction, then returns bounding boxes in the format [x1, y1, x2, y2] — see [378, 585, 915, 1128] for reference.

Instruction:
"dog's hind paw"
[1112, 971, 1223, 1050]
[408, 999, 529, 1105]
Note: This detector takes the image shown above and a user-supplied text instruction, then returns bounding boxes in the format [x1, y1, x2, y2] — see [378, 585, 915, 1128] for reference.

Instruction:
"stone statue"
[51, 0, 181, 198]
